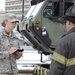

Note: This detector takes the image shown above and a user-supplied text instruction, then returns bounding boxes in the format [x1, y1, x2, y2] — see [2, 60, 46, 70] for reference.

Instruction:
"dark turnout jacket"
[49, 27, 75, 75]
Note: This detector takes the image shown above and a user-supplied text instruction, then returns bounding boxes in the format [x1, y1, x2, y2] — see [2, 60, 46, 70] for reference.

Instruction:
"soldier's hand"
[16, 51, 23, 58]
[9, 47, 18, 54]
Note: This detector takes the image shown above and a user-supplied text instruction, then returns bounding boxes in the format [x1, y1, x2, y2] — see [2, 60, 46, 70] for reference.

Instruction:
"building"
[0, 11, 5, 24]
[5, 0, 31, 20]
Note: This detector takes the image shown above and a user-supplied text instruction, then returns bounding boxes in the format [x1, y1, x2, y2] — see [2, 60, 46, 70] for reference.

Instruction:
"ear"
[5, 20, 8, 24]
[67, 21, 72, 27]
[68, 21, 71, 25]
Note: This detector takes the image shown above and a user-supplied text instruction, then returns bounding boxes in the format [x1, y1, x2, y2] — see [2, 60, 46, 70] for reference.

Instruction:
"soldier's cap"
[58, 5, 75, 24]
[4, 13, 19, 22]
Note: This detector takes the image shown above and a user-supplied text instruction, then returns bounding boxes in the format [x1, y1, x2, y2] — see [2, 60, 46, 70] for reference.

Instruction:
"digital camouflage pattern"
[0, 29, 20, 74]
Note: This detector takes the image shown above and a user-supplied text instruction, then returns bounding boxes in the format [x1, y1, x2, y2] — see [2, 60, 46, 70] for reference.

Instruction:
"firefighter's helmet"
[59, 5, 75, 24]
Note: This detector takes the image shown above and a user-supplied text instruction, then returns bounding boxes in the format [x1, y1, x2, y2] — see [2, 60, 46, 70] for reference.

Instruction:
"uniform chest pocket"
[0, 37, 19, 50]
[9, 39, 19, 48]
[0, 39, 10, 51]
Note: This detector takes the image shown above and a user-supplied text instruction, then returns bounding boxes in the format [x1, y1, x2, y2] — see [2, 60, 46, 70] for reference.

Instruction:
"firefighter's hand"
[9, 47, 18, 54]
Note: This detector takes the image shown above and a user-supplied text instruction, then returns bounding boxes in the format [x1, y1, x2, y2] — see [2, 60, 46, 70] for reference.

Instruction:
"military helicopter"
[19, 0, 74, 55]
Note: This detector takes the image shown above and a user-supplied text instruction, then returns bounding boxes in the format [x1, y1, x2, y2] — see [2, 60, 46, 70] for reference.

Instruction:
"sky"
[0, 0, 5, 11]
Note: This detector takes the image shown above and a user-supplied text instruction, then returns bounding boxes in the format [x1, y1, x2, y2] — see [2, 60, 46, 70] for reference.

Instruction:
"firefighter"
[0, 13, 23, 75]
[49, 5, 75, 75]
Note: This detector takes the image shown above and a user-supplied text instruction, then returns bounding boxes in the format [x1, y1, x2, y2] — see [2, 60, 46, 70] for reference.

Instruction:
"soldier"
[49, 5, 75, 75]
[0, 13, 23, 75]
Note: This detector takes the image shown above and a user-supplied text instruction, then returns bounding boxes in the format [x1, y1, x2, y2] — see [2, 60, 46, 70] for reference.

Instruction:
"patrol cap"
[58, 5, 75, 24]
[4, 13, 19, 22]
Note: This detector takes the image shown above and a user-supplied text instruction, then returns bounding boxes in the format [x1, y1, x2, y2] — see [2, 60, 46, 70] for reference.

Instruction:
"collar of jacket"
[67, 27, 75, 35]
[61, 27, 75, 38]
[2, 29, 15, 38]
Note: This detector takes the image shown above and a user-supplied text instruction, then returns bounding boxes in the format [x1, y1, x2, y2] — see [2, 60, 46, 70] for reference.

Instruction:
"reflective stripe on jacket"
[52, 52, 75, 66]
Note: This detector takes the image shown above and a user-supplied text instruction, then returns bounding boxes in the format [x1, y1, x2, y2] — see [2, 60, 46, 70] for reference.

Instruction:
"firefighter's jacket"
[50, 27, 75, 75]
[0, 29, 20, 74]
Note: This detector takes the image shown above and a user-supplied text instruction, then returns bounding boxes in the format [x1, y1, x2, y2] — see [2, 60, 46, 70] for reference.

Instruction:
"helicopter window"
[53, 2, 59, 16]
[43, 1, 53, 18]
[43, 1, 74, 23]
[43, 1, 60, 18]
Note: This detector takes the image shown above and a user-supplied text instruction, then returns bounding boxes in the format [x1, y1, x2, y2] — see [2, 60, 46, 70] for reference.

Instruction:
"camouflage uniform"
[0, 29, 20, 75]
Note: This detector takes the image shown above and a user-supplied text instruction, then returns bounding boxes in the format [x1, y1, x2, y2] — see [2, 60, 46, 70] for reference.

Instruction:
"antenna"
[21, 0, 24, 21]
